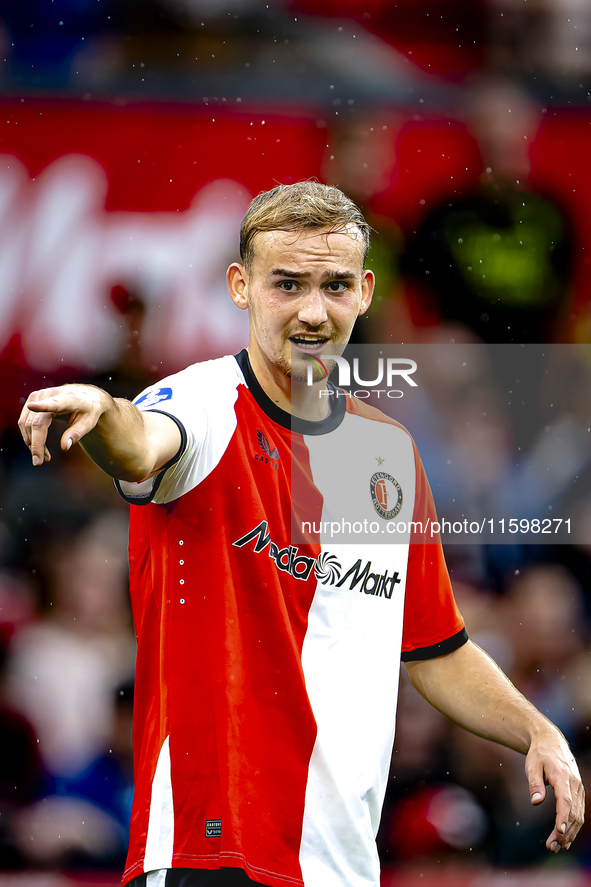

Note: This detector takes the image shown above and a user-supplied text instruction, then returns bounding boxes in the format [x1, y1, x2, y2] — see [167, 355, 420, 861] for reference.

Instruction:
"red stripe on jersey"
[124, 387, 324, 886]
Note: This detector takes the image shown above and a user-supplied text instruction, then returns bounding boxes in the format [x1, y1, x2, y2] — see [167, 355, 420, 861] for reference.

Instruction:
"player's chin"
[288, 355, 324, 383]
[287, 363, 310, 383]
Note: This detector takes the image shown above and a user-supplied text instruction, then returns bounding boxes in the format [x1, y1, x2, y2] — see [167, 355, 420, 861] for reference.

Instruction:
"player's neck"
[247, 347, 331, 422]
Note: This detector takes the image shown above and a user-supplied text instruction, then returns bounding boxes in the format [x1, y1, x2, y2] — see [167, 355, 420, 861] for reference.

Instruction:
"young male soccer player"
[19, 183, 583, 887]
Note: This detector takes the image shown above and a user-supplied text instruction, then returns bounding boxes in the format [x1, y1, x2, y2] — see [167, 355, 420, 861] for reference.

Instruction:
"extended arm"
[405, 639, 584, 852]
[18, 384, 181, 482]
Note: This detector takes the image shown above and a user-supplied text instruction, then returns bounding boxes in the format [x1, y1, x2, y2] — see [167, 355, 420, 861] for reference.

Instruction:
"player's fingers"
[25, 387, 96, 426]
[21, 387, 68, 412]
[544, 761, 584, 852]
[546, 821, 567, 851]
[18, 401, 43, 447]
[29, 431, 49, 466]
[25, 410, 54, 466]
[26, 394, 73, 414]
[562, 779, 585, 847]
[551, 783, 573, 850]
[18, 410, 31, 447]
[19, 389, 66, 447]
[19, 386, 105, 465]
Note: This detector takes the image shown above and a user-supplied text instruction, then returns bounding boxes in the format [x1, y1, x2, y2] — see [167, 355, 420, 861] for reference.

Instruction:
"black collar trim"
[234, 349, 346, 436]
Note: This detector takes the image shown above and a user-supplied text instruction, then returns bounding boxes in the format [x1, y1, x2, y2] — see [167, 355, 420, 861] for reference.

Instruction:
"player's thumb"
[60, 423, 87, 451]
[60, 412, 99, 451]
[529, 772, 546, 805]
[60, 430, 76, 451]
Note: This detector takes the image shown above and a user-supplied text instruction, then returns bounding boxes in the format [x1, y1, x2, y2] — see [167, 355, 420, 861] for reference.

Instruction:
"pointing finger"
[27, 410, 54, 466]
[26, 395, 72, 415]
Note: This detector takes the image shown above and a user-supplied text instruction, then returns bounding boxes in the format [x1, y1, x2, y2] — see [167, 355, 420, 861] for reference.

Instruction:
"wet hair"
[239, 181, 370, 272]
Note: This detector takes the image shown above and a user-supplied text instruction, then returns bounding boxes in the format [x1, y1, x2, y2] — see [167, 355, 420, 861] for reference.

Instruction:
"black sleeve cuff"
[113, 410, 187, 506]
[401, 627, 469, 662]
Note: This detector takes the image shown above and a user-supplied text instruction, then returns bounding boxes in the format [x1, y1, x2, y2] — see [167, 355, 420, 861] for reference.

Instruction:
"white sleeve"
[115, 356, 242, 506]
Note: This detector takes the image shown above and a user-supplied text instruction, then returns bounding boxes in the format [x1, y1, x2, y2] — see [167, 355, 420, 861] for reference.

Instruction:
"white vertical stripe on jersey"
[144, 736, 174, 872]
[299, 413, 416, 887]
[146, 870, 167, 887]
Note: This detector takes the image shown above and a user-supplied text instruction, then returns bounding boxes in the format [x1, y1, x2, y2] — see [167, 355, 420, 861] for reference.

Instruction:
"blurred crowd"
[0, 0, 590, 97]
[381, 555, 591, 869]
[1, 0, 591, 879]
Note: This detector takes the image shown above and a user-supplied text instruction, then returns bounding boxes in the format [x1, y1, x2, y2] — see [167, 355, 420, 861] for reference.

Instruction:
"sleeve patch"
[134, 387, 173, 408]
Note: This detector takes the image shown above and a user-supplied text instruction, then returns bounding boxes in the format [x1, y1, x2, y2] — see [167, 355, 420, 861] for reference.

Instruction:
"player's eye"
[325, 281, 349, 293]
[278, 280, 300, 292]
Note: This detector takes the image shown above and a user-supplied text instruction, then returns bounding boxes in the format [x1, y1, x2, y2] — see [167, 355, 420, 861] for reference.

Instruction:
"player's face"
[228, 226, 374, 384]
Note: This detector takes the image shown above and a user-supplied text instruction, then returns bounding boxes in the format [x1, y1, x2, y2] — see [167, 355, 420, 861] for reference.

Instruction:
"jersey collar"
[234, 349, 346, 436]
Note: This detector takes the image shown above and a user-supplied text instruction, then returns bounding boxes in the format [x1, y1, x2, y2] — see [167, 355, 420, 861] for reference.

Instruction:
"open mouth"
[289, 335, 330, 354]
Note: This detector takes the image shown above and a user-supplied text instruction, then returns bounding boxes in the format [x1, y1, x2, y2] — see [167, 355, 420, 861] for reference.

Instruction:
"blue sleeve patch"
[134, 387, 173, 409]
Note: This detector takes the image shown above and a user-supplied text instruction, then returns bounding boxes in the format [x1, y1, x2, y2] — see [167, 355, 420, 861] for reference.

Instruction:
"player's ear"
[358, 269, 375, 316]
[227, 263, 249, 310]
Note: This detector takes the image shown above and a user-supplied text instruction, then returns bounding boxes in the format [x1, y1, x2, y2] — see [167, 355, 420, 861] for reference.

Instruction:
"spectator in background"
[401, 81, 573, 345]
[0, 641, 40, 869]
[7, 511, 135, 780]
[380, 560, 591, 868]
[500, 565, 585, 740]
[320, 116, 405, 346]
[11, 681, 134, 870]
[5, 511, 136, 869]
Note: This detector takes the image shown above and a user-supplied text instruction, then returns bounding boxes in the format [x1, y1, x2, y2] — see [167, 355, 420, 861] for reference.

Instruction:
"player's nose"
[297, 289, 328, 326]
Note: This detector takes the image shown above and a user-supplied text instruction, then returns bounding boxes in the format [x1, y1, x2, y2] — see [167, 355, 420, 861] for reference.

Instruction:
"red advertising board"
[0, 96, 589, 426]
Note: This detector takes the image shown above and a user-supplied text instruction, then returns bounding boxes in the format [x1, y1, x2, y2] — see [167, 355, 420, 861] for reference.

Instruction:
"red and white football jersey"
[117, 350, 466, 887]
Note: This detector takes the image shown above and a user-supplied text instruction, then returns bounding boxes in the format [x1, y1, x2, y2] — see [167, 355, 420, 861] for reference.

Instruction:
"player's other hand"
[18, 385, 108, 466]
[526, 727, 585, 853]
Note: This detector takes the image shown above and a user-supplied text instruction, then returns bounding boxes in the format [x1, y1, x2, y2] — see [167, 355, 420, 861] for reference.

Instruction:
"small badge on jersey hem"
[205, 819, 222, 838]
[370, 472, 403, 519]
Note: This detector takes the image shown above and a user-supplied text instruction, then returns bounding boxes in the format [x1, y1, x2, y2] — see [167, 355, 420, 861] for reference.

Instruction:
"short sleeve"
[401, 442, 468, 661]
[115, 356, 242, 506]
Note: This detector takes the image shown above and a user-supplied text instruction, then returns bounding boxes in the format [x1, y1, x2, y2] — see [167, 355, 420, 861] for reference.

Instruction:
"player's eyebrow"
[269, 268, 357, 281]
[269, 268, 306, 278]
[325, 270, 357, 281]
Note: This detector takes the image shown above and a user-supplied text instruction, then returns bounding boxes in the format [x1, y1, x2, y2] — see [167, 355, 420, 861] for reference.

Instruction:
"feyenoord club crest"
[370, 472, 403, 519]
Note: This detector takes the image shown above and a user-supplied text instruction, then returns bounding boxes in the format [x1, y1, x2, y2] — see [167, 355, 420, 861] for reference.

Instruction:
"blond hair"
[240, 181, 370, 272]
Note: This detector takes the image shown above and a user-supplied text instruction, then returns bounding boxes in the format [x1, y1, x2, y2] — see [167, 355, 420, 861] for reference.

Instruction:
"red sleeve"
[401, 441, 467, 661]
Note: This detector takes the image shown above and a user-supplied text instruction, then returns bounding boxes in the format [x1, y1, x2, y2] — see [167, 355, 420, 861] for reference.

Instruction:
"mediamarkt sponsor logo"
[233, 521, 401, 599]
